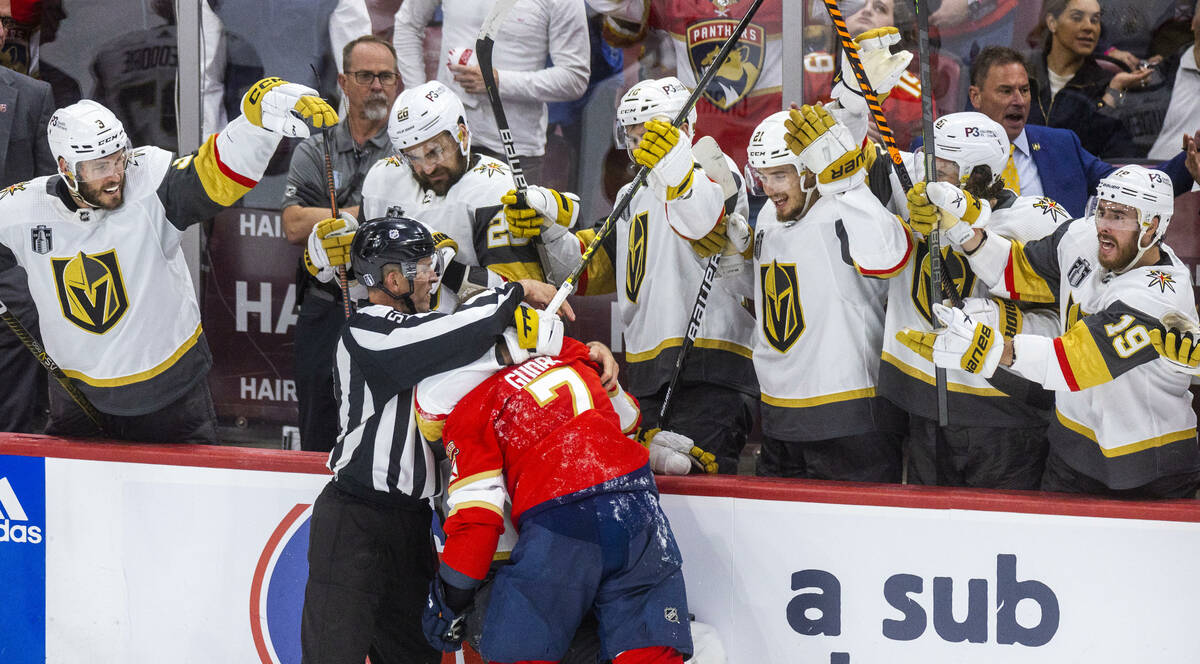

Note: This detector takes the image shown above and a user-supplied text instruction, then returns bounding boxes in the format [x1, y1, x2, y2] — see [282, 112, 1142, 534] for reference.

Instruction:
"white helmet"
[614, 77, 696, 149]
[388, 81, 469, 157]
[930, 112, 1009, 187]
[744, 111, 803, 196]
[47, 99, 129, 191]
[1090, 165, 1175, 271]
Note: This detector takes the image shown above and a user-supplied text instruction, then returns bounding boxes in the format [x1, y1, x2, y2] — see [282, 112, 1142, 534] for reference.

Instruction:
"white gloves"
[502, 305, 564, 364]
[925, 181, 989, 247]
[503, 186, 579, 241]
[642, 428, 718, 475]
[633, 119, 697, 198]
[306, 214, 358, 271]
[839, 27, 913, 100]
[241, 77, 338, 138]
[896, 303, 1005, 377]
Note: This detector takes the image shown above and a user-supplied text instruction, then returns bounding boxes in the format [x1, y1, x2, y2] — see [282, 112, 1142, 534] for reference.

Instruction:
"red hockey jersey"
[438, 338, 648, 583]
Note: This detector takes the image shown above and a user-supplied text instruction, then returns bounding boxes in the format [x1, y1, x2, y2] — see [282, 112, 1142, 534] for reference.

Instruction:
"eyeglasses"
[347, 70, 399, 86]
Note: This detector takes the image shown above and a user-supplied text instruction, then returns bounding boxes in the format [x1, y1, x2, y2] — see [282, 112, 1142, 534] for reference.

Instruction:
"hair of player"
[964, 166, 1006, 203]
[342, 34, 398, 72]
[969, 45, 1029, 88]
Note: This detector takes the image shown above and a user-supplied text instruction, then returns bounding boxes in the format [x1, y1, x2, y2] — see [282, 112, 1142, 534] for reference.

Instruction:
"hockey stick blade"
[546, 0, 766, 316]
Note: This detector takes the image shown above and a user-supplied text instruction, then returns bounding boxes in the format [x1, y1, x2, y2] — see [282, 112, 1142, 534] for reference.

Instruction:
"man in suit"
[0, 16, 56, 433]
[966, 46, 1200, 218]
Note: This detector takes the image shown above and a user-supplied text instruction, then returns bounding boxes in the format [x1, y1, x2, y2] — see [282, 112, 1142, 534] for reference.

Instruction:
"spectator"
[966, 45, 1199, 217]
[0, 14, 55, 435]
[0, 79, 336, 443]
[905, 165, 1200, 499]
[298, 214, 564, 664]
[1148, 0, 1200, 164]
[392, 0, 590, 185]
[281, 35, 399, 452]
[928, 0, 1019, 67]
[1025, 0, 1150, 158]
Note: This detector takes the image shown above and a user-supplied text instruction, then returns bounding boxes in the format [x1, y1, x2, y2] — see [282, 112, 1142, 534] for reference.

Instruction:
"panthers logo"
[51, 249, 130, 334]
[625, 212, 648, 303]
[760, 260, 803, 352]
[687, 19, 765, 110]
[911, 240, 976, 324]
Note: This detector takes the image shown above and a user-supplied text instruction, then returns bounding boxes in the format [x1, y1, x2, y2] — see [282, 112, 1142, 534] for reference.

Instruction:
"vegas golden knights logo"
[760, 260, 803, 352]
[51, 250, 129, 334]
[911, 241, 976, 324]
[1064, 293, 1089, 330]
[626, 211, 648, 303]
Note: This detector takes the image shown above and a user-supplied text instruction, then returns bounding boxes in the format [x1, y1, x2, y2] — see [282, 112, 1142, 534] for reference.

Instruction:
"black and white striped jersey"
[328, 283, 524, 501]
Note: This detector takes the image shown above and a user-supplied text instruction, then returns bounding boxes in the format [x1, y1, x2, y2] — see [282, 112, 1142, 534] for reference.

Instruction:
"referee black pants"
[301, 482, 439, 664]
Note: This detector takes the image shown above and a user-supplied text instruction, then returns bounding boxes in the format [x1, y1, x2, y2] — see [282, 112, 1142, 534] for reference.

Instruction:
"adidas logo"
[0, 477, 43, 544]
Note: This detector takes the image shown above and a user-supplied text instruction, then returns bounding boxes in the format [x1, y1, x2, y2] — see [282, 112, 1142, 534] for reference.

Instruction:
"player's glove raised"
[242, 77, 338, 138]
[784, 103, 865, 195]
[502, 304, 564, 364]
[896, 303, 1004, 377]
[422, 578, 468, 652]
[305, 215, 358, 275]
[836, 27, 913, 103]
[634, 119, 696, 199]
[1151, 311, 1200, 374]
[503, 186, 579, 240]
[639, 428, 718, 475]
[906, 181, 986, 249]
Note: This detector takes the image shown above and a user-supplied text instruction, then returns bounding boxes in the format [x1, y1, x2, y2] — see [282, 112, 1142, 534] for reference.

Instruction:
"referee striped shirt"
[329, 283, 524, 502]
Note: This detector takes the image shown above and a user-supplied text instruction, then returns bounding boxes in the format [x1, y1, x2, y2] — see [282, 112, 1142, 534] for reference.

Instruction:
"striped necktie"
[1001, 144, 1021, 194]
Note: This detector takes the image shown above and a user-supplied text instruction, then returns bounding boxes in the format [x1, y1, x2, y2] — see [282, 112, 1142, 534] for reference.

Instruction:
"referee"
[299, 214, 566, 664]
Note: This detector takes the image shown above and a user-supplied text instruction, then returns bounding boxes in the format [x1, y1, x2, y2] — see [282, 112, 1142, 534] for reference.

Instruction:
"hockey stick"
[475, 0, 528, 193]
[545, 0, 766, 316]
[658, 136, 730, 431]
[912, 0, 950, 427]
[321, 130, 352, 319]
[0, 296, 105, 432]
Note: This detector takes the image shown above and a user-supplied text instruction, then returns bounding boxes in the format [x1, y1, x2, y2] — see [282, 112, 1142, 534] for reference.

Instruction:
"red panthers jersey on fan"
[802, 51, 924, 150]
[438, 338, 647, 582]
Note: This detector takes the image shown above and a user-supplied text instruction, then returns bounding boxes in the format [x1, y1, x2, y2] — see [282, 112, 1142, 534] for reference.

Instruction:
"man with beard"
[282, 34, 399, 452]
[357, 80, 546, 309]
[0, 78, 337, 443]
[898, 165, 1200, 498]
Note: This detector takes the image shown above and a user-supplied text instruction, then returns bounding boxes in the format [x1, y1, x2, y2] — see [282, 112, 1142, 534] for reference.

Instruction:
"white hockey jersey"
[541, 160, 757, 397]
[0, 115, 282, 415]
[753, 186, 904, 440]
[966, 216, 1200, 489]
[359, 154, 542, 311]
[849, 188, 1068, 426]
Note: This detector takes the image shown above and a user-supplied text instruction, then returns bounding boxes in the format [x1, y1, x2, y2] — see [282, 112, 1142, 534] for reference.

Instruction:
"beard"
[76, 175, 126, 210]
[1097, 231, 1140, 271]
[413, 151, 469, 197]
[363, 94, 390, 122]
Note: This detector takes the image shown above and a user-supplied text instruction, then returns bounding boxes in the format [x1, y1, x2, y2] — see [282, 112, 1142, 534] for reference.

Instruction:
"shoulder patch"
[0, 181, 28, 200]
[1067, 257, 1092, 287]
[384, 155, 402, 167]
[1033, 197, 1069, 224]
[1146, 269, 1177, 294]
[473, 161, 509, 178]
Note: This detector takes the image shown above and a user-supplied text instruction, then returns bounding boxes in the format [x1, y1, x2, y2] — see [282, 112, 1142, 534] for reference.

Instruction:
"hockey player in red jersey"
[420, 335, 694, 663]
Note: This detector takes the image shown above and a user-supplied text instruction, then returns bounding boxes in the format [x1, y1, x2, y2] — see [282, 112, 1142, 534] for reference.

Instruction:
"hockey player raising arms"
[807, 110, 1067, 488]
[311, 80, 545, 314]
[0, 78, 336, 443]
[898, 165, 1200, 498]
[508, 77, 757, 473]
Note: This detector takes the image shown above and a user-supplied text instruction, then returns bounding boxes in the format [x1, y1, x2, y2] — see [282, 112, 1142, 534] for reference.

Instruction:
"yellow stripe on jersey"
[191, 134, 256, 206]
[64, 323, 203, 387]
[881, 351, 1008, 397]
[626, 337, 753, 363]
[1053, 321, 1114, 391]
[1056, 410, 1197, 457]
[761, 387, 876, 408]
[448, 469, 502, 494]
[415, 410, 446, 444]
[1003, 239, 1057, 303]
[574, 229, 616, 296]
[447, 500, 505, 519]
[485, 261, 544, 282]
[694, 337, 754, 359]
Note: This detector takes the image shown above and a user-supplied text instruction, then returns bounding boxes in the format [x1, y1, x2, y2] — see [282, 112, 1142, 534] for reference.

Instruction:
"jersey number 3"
[524, 366, 595, 416]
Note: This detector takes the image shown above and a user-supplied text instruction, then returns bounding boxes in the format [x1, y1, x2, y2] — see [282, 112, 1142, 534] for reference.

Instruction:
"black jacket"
[1027, 52, 1138, 159]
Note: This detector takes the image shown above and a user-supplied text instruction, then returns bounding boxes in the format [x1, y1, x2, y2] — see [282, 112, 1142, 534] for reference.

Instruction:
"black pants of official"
[294, 292, 344, 452]
[301, 482, 439, 664]
[637, 382, 756, 475]
[906, 414, 1049, 489]
[43, 375, 217, 444]
[1040, 448, 1200, 499]
[756, 431, 904, 483]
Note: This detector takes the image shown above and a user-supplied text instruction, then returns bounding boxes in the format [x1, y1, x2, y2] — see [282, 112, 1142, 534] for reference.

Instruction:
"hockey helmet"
[389, 81, 470, 158]
[1088, 165, 1174, 272]
[744, 111, 804, 195]
[614, 77, 696, 149]
[929, 112, 1009, 187]
[47, 99, 130, 190]
[351, 214, 442, 296]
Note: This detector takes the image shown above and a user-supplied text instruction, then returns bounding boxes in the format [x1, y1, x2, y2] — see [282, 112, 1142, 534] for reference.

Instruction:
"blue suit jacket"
[912, 124, 1193, 218]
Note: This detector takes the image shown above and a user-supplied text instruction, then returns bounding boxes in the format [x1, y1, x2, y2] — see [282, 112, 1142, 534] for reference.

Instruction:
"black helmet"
[351, 215, 438, 291]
